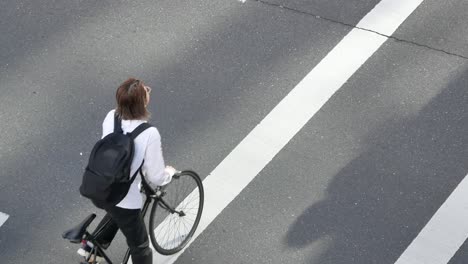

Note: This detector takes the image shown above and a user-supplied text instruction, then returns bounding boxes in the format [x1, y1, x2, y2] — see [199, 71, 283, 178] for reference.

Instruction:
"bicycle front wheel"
[149, 170, 204, 255]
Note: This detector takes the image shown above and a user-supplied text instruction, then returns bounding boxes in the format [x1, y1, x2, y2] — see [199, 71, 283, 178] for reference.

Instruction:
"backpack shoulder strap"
[139, 163, 155, 194]
[129, 160, 145, 183]
[114, 113, 123, 133]
[129, 123, 152, 140]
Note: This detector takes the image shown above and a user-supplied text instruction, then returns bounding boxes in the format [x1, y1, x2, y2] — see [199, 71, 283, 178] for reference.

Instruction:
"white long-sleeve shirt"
[102, 110, 171, 209]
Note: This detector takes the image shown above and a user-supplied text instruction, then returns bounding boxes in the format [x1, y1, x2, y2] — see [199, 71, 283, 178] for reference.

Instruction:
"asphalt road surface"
[0, 0, 467, 263]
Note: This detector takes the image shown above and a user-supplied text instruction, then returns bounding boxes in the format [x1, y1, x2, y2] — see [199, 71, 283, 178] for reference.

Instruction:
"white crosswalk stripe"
[0, 211, 9, 227]
[395, 173, 468, 264]
[145, 0, 425, 263]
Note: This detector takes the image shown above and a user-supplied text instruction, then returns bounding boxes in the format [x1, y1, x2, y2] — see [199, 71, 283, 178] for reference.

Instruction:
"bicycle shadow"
[285, 67, 468, 263]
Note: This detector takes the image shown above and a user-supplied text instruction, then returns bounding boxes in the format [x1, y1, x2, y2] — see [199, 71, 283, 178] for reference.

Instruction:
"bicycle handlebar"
[172, 171, 182, 179]
[140, 171, 182, 195]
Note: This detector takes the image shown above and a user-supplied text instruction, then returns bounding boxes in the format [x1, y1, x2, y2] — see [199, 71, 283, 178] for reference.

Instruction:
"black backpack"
[79, 114, 152, 209]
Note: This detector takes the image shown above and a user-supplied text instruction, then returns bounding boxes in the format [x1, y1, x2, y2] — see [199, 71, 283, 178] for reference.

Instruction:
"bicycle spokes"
[148, 170, 204, 255]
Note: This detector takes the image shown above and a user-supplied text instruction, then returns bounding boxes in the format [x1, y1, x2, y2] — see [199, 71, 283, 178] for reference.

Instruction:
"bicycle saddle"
[62, 213, 96, 243]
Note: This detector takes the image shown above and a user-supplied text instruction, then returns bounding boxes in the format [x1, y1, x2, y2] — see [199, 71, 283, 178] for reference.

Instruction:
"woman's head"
[115, 78, 152, 120]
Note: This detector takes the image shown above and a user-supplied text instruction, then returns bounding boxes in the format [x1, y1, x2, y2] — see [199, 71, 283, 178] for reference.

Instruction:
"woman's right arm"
[142, 129, 174, 187]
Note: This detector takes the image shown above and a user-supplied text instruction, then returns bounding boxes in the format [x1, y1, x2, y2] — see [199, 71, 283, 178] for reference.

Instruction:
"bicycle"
[62, 170, 204, 264]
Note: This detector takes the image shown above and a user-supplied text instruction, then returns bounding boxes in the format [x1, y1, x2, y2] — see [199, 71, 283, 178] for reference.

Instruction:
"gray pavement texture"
[177, 39, 468, 264]
[259, 0, 381, 26]
[394, 0, 468, 59]
[0, 0, 467, 263]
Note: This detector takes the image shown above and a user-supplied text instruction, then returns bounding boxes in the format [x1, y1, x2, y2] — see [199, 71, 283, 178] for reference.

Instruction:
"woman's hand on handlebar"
[165, 166, 177, 177]
[165, 165, 182, 179]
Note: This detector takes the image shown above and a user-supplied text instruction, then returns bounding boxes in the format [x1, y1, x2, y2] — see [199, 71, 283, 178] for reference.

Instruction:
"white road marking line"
[147, 0, 424, 263]
[395, 173, 468, 264]
[0, 212, 9, 227]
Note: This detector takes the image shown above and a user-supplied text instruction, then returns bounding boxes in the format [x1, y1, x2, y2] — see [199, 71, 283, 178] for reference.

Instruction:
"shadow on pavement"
[285, 67, 468, 263]
[0, 1, 351, 263]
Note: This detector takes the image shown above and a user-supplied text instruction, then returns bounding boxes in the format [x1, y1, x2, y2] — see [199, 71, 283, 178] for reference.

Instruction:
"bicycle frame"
[81, 194, 153, 264]
[82, 192, 155, 264]
[81, 173, 187, 264]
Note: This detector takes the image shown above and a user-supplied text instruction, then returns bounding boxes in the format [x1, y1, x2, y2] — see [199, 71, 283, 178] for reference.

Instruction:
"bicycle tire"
[149, 170, 204, 255]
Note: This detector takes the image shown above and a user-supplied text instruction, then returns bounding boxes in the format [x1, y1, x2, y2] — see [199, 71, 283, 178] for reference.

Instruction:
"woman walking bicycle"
[77, 78, 177, 264]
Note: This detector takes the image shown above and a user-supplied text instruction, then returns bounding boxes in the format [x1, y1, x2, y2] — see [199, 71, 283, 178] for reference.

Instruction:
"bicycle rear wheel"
[149, 170, 204, 255]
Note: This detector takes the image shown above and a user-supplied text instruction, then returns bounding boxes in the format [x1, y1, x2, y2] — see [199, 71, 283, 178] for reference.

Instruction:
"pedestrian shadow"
[284, 68, 468, 263]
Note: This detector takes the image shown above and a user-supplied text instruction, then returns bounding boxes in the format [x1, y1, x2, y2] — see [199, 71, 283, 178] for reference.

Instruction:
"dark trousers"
[93, 206, 152, 264]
